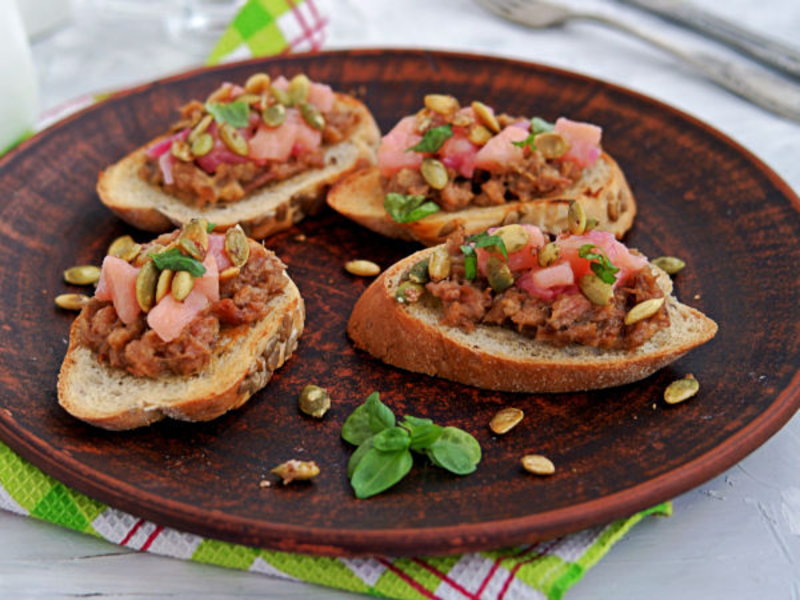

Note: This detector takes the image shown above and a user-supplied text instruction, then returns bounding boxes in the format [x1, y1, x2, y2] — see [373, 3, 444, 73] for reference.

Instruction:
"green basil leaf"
[206, 222, 216, 233]
[372, 427, 411, 453]
[350, 448, 413, 499]
[342, 392, 396, 446]
[148, 248, 206, 277]
[468, 232, 509, 260]
[400, 415, 433, 428]
[426, 426, 481, 475]
[341, 404, 374, 446]
[384, 193, 440, 224]
[464, 253, 477, 280]
[205, 100, 250, 128]
[365, 392, 396, 432]
[578, 244, 619, 284]
[408, 423, 444, 452]
[406, 124, 453, 153]
[347, 436, 374, 478]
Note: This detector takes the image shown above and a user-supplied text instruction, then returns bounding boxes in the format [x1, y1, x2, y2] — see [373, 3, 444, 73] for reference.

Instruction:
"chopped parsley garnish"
[149, 247, 207, 277]
[511, 116, 555, 151]
[459, 232, 509, 280]
[384, 193, 440, 223]
[406, 124, 453, 153]
[578, 244, 620, 284]
[205, 99, 250, 128]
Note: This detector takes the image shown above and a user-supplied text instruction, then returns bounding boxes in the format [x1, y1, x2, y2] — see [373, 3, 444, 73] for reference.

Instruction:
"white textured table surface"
[3, 0, 800, 598]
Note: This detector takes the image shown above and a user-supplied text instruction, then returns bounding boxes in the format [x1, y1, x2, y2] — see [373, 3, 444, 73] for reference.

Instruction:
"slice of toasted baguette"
[348, 248, 717, 393]
[328, 152, 636, 246]
[97, 94, 380, 239]
[58, 276, 304, 430]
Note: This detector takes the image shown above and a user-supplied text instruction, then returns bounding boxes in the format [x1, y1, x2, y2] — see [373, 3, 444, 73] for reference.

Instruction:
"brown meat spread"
[384, 155, 581, 212]
[412, 229, 669, 350]
[78, 239, 287, 378]
[140, 100, 360, 208]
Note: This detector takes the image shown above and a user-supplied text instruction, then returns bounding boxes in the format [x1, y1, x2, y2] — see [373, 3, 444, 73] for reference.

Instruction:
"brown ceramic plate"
[0, 50, 798, 557]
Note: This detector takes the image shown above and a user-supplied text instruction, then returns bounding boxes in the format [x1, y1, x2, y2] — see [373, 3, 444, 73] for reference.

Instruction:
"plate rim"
[1, 48, 799, 556]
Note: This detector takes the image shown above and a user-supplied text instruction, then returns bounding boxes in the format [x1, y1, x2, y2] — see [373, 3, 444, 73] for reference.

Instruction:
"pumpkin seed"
[420, 158, 449, 190]
[55, 293, 89, 311]
[271, 459, 320, 484]
[245, 72, 271, 94]
[288, 73, 311, 105]
[224, 225, 250, 268]
[585, 217, 599, 232]
[451, 111, 473, 128]
[188, 114, 213, 143]
[415, 108, 434, 133]
[652, 256, 686, 275]
[428, 247, 452, 281]
[108, 235, 139, 260]
[262, 103, 287, 128]
[424, 94, 459, 116]
[568, 200, 586, 235]
[521, 454, 555, 476]
[538, 242, 561, 267]
[408, 259, 430, 284]
[534, 132, 569, 159]
[664, 375, 699, 405]
[270, 85, 291, 106]
[468, 124, 493, 146]
[219, 122, 249, 156]
[219, 266, 241, 281]
[155, 268, 174, 303]
[299, 102, 325, 131]
[579, 273, 614, 306]
[207, 84, 231, 103]
[135, 260, 159, 312]
[472, 101, 500, 133]
[624, 297, 666, 325]
[395, 281, 424, 303]
[63, 265, 101, 286]
[490, 407, 524, 435]
[495, 224, 530, 253]
[235, 93, 261, 106]
[179, 218, 209, 259]
[171, 270, 195, 301]
[487, 256, 514, 292]
[345, 259, 380, 277]
[190, 132, 213, 157]
[135, 243, 162, 267]
[171, 139, 193, 162]
[298, 385, 331, 418]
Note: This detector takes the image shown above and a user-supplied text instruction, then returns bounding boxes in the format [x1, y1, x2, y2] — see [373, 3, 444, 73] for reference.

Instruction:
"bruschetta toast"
[58, 221, 304, 430]
[328, 95, 635, 247]
[97, 73, 380, 239]
[348, 222, 717, 392]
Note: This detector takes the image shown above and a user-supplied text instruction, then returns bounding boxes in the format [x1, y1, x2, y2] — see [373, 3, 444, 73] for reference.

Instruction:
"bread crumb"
[259, 479, 271, 488]
[693, 294, 701, 300]
[294, 234, 307, 242]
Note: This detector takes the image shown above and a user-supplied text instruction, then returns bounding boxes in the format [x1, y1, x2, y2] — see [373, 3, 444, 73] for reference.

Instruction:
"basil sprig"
[459, 231, 509, 280]
[149, 247, 206, 277]
[341, 392, 481, 499]
[384, 193, 440, 223]
[406, 124, 453, 153]
[511, 116, 554, 151]
[578, 243, 620, 284]
[205, 99, 250, 128]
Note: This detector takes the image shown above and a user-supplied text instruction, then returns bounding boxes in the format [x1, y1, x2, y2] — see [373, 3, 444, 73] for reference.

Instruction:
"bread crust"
[57, 277, 305, 430]
[97, 94, 380, 239]
[347, 248, 718, 393]
[328, 152, 636, 247]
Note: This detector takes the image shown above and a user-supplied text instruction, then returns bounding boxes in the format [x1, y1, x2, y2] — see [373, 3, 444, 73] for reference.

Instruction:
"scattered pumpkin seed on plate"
[521, 454, 556, 476]
[664, 374, 700, 405]
[63, 265, 101, 286]
[271, 459, 320, 485]
[345, 260, 380, 277]
[55, 293, 89, 311]
[298, 385, 331, 418]
[490, 407, 524, 435]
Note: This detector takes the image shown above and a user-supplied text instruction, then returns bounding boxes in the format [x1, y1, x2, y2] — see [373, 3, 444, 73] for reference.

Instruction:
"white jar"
[0, 0, 39, 154]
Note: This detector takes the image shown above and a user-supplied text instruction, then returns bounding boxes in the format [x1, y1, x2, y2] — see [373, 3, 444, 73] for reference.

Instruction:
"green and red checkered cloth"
[1, 1, 673, 597]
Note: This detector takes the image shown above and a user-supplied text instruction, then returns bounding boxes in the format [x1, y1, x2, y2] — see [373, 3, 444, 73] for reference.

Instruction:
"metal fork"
[478, 0, 800, 122]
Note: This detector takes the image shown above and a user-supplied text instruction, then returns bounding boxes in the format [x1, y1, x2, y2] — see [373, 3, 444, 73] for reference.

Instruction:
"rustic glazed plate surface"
[1, 50, 798, 556]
